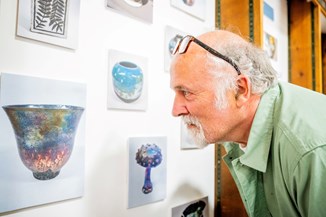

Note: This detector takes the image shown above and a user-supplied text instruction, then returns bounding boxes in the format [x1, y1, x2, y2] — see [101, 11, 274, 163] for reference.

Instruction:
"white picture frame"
[17, 0, 81, 49]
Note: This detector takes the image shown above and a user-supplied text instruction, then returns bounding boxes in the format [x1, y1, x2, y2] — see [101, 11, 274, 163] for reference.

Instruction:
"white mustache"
[182, 115, 200, 127]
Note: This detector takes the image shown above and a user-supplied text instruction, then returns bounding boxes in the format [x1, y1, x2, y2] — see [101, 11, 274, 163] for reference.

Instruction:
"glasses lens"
[172, 38, 181, 55]
[178, 36, 191, 54]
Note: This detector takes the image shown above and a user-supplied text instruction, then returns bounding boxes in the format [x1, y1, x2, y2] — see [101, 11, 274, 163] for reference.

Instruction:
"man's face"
[170, 54, 238, 148]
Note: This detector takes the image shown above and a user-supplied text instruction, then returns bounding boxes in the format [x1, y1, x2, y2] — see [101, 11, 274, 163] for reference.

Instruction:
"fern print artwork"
[31, 0, 69, 38]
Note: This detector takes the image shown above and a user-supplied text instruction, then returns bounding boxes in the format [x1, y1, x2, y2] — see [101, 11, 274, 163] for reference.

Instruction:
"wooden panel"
[313, 5, 323, 93]
[289, 0, 314, 89]
[215, 1, 263, 216]
[289, 0, 323, 93]
[218, 0, 250, 36]
[253, 0, 263, 47]
[216, 0, 263, 47]
[323, 34, 326, 94]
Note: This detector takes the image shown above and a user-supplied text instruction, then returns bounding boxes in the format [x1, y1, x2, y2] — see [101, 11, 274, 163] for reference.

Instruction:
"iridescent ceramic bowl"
[3, 104, 84, 180]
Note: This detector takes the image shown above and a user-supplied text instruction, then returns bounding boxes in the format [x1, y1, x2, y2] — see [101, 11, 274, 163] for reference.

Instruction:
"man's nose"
[172, 94, 189, 117]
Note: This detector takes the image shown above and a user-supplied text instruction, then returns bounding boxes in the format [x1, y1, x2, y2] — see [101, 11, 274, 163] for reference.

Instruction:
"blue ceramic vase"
[112, 61, 143, 103]
[3, 104, 84, 180]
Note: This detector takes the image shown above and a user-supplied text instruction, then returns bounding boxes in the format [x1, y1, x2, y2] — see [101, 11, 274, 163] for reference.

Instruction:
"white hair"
[206, 39, 278, 109]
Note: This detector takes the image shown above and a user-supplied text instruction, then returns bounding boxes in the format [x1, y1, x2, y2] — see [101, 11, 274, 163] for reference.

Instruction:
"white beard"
[182, 115, 209, 149]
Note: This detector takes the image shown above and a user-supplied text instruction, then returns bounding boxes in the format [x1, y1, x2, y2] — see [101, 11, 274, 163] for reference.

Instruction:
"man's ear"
[235, 75, 251, 107]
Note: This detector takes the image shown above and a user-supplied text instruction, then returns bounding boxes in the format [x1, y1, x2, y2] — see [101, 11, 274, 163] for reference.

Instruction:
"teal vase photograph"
[112, 61, 144, 103]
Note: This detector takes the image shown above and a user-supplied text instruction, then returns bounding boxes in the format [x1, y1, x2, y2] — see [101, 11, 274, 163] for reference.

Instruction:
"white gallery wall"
[0, 0, 215, 217]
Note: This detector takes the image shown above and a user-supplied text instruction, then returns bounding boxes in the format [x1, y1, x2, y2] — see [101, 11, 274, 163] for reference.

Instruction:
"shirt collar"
[239, 84, 280, 172]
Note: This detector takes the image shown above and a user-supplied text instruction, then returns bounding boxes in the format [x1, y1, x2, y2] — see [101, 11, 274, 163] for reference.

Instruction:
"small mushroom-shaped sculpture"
[135, 143, 162, 194]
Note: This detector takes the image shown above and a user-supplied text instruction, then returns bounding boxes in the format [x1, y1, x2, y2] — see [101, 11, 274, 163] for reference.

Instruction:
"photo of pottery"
[0, 73, 86, 213]
[124, 0, 149, 7]
[128, 137, 167, 208]
[3, 104, 84, 180]
[108, 49, 148, 111]
[183, 0, 195, 6]
[164, 25, 187, 72]
[170, 0, 206, 20]
[107, 0, 153, 23]
[264, 31, 278, 61]
[136, 143, 163, 194]
[172, 196, 209, 217]
[112, 61, 143, 103]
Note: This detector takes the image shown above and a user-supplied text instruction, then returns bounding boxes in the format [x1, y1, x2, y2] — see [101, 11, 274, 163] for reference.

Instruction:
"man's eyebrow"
[174, 86, 189, 91]
[171, 83, 192, 92]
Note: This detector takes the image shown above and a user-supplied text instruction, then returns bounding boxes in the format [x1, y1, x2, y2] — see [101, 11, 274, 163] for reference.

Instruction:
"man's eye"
[183, 90, 189, 96]
[182, 90, 192, 98]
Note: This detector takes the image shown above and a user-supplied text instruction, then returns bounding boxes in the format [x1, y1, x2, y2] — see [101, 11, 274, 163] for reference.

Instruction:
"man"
[170, 30, 326, 217]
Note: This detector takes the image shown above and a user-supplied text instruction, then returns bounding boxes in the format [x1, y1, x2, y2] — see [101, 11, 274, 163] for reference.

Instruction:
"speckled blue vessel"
[112, 61, 143, 103]
[3, 104, 84, 180]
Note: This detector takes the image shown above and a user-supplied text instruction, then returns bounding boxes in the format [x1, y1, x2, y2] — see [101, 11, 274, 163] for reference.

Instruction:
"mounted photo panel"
[107, 0, 153, 23]
[0, 73, 86, 213]
[172, 196, 209, 217]
[17, 0, 81, 49]
[107, 49, 148, 111]
[128, 136, 167, 208]
[170, 0, 206, 21]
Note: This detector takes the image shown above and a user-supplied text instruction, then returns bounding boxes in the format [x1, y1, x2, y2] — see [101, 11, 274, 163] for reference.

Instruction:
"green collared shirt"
[223, 82, 326, 217]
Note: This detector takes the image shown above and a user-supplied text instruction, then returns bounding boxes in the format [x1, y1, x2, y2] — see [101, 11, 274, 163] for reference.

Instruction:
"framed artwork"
[17, 0, 81, 49]
[170, 0, 206, 21]
[164, 25, 187, 72]
[107, 49, 148, 111]
[172, 196, 209, 217]
[264, 31, 277, 61]
[0, 73, 86, 213]
[128, 136, 167, 208]
[107, 0, 153, 23]
[180, 121, 198, 149]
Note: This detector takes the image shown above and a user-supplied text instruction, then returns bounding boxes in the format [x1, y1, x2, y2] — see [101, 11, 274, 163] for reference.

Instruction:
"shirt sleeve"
[291, 145, 326, 217]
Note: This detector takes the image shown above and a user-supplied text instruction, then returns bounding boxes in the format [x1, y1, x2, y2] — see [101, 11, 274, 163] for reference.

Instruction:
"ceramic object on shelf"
[135, 144, 162, 194]
[112, 61, 144, 103]
[3, 104, 84, 180]
[124, 0, 148, 7]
